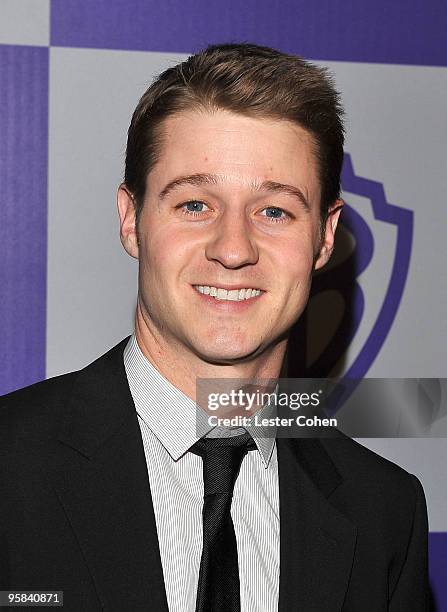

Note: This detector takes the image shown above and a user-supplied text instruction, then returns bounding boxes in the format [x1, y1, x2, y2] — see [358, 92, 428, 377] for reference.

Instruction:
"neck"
[134, 302, 287, 403]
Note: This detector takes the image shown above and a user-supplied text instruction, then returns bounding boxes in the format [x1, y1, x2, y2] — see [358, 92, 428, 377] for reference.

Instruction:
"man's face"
[119, 109, 340, 364]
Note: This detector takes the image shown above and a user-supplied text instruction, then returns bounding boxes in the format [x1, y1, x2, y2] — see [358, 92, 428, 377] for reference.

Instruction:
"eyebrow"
[158, 172, 310, 211]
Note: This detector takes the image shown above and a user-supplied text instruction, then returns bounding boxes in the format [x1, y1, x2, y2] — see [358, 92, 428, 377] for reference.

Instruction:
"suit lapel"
[277, 437, 357, 612]
[54, 339, 169, 611]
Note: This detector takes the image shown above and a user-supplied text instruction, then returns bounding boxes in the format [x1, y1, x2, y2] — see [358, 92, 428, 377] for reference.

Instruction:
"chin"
[191, 339, 264, 365]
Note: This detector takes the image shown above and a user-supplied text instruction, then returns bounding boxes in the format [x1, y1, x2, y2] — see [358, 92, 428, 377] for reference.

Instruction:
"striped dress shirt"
[123, 334, 280, 612]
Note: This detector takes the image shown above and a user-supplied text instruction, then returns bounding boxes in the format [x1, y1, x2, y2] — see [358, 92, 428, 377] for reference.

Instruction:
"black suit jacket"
[0, 338, 430, 611]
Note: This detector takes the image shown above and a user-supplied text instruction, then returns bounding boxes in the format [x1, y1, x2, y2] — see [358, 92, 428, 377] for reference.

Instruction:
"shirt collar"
[123, 334, 276, 467]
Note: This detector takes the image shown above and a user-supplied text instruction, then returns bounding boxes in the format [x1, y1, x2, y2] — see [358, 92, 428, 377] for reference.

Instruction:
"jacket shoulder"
[0, 372, 78, 445]
[323, 432, 414, 482]
[0, 336, 130, 447]
[321, 433, 426, 524]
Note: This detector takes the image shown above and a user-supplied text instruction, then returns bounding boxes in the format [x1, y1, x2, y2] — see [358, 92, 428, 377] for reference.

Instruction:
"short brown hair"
[125, 42, 344, 222]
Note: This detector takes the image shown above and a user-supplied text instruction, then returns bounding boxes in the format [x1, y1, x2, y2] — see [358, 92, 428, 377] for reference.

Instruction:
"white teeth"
[194, 286, 262, 301]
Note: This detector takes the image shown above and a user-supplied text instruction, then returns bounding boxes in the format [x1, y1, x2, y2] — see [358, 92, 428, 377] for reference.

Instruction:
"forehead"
[148, 109, 321, 203]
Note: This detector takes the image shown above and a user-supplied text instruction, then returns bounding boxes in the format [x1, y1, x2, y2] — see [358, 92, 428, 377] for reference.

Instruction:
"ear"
[117, 183, 139, 260]
[314, 199, 344, 270]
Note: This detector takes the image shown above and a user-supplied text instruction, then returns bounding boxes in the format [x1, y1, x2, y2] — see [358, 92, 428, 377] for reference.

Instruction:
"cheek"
[140, 228, 197, 285]
[272, 234, 316, 275]
[270, 243, 316, 307]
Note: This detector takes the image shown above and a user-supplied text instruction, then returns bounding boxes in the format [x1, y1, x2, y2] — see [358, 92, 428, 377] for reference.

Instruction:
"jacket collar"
[57, 337, 134, 458]
[277, 436, 357, 611]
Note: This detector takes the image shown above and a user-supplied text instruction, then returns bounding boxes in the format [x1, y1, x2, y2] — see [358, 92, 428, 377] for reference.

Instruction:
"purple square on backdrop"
[430, 533, 447, 609]
[0, 45, 48, 395]
[50, 0, 447, 66]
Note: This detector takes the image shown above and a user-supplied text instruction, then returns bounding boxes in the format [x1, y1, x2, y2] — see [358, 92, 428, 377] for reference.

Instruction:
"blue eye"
[262, 207, 288, 222]
[181, 200, 209, 216]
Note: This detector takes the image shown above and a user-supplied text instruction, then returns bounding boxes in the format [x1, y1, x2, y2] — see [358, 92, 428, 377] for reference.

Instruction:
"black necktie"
[190, 432, 256, 612]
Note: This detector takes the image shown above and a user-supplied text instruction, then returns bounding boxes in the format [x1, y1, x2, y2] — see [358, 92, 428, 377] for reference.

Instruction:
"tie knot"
[190, 433, 256, 496]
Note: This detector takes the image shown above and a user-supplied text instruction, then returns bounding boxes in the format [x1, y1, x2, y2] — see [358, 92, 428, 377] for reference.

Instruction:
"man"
[0, 43, 429, 611]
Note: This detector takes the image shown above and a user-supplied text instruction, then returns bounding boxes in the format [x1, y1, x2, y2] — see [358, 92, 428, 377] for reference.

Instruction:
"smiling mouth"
[192, 285, 263, 301]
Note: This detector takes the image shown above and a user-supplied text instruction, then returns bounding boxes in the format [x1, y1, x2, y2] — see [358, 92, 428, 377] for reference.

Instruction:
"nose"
[205, 209, 259, 269]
